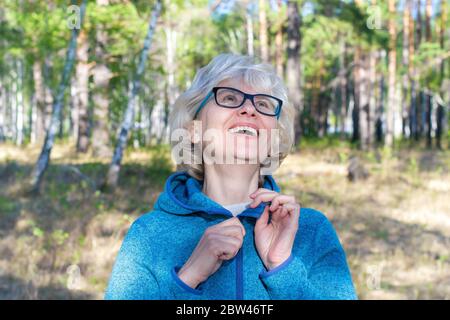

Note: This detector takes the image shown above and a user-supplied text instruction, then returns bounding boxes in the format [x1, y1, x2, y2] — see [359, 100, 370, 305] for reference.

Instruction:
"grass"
[0, 141, 449, 299]
[0, 195, 18, 216]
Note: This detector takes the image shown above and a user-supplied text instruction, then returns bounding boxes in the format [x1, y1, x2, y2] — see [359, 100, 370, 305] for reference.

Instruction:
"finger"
[249, 188, 272, 198]
[250, 191, 278, 208]
[218, 247, 240, 260]
[216, 217, 246, 236]
[280, 206, 289, 219]
[269, 206, 284, 222]
[269, 195, 296, 211]
[208, 233, 242, 249]
[216, 225, 245, 239]
[210, 235, 242, 260]
[255, 205, 270, 230]
[283, 202, 301, 220]
[217, 242, 238, 260]
[275, 203, 300, 222]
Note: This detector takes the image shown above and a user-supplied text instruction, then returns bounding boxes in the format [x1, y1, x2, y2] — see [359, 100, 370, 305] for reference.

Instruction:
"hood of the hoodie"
[154, 171, 281, 219]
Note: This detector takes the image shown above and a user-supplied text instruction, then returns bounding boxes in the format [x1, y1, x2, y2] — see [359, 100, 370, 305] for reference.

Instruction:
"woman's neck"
[202, 164, 260, 206]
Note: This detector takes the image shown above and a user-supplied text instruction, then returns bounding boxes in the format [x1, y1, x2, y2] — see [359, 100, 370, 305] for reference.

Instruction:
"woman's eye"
[257, 101, 269, 109]
[225, 95, 236, 101]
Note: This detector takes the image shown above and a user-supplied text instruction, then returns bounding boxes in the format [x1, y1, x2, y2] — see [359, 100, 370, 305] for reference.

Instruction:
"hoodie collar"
[154, 170, 280, 219]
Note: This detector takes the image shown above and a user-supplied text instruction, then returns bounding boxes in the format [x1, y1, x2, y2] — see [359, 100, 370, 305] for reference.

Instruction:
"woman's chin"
[229, 150, 259, 164]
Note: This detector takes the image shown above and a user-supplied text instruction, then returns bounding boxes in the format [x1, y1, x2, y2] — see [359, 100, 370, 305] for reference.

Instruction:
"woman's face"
[197, 78, 278, 165]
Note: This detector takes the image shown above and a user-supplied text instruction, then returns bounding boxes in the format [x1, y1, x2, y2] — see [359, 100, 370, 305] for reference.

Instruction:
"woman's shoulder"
[300, 207, 330, 223]
[126, 209, 181, 239]
[298, 207, 338, 234]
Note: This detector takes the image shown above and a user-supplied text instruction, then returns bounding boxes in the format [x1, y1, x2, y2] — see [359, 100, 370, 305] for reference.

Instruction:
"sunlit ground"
[0, 140, 449, 299]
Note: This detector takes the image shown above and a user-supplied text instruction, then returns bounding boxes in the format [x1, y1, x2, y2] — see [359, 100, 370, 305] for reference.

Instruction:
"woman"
[105, 53, 357, 300]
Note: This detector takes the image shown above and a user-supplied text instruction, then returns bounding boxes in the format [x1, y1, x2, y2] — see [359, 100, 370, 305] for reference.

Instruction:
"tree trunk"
[10, 60, 17, 143]
[245, 4, 254, 56]
[425, 0, 432, 41]
[339, 35, 347, 139]
[258, 0, 269, 62]
[0, 7, 4, 141]
[286, 0, 303, 147]
[75, 29, 90, 153]
[368, 0, 378, 145]
[15, 59, 24, 146]
[358, 52, 370, 150]
[311, 73, 320, 135]
[415, 0, 423, 140]
[409, 0, 417, 140]
[440, 0, 447, 79]
[0, 71, 4, 142]
[425, 0, 433, 147]
[92, 0, 112, 158]
[353, 0, 373, 150]
[29, 0, 87, 192]
[274, 0, 285, 78]
[352, 47, 361, 143]
[104, 0, 162, 189]
[32, 61, 46, 144]
[375, 51, 386, 144]
[436, 0, 447, 149]
[402, 0, 411, 138]
[164, 20, 177, 144]
[385, 0, 397, 148]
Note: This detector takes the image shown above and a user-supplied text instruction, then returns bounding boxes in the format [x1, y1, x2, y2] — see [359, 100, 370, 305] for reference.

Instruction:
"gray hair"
[168, 53, 296, 183]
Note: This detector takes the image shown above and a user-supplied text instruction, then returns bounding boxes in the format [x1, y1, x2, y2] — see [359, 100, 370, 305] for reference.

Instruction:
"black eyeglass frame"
[211, 86, 283, 118]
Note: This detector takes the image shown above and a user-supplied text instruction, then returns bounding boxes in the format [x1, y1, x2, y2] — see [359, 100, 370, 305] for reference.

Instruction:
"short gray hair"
[168, 53, 296, 183]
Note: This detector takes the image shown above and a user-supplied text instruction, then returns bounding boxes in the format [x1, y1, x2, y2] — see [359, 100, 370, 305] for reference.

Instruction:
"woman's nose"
[238, 99, 257, 117]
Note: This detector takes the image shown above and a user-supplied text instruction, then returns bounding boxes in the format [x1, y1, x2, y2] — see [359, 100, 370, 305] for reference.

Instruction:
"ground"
[0, 140, 449, 299]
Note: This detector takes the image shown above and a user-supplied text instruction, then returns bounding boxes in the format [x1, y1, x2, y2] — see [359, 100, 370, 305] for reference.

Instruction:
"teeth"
[228, 126, 258, 136]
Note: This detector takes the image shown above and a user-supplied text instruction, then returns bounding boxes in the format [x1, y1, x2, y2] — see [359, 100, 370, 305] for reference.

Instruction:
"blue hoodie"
[105, 171, 357, 300]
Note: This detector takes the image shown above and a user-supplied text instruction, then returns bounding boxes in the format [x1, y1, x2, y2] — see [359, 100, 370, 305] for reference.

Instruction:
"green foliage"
[0, 195, 18, 215]
[414, 42, 447, 92]
[32, 227, 45, 238]
[51, 229, 70, 246]
[302, 15, 353, 80]
[87, 2, 147, 58]
[406, 157, 421, 187]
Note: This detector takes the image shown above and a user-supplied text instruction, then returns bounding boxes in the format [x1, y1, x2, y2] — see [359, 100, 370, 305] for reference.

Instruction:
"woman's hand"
[250, 188, 300, 271]
[178, 217, 245, 289]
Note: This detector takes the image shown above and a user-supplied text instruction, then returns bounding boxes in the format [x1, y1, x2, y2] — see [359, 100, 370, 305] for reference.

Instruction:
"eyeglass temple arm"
[193, 91, 213, 119]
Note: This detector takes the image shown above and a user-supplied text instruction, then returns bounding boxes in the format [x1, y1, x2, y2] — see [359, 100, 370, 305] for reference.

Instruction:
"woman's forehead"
[217, 78, 272, 95]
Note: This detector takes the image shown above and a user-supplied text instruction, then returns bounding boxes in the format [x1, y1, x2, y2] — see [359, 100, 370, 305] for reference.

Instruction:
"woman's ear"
[187, 120, 202, 144]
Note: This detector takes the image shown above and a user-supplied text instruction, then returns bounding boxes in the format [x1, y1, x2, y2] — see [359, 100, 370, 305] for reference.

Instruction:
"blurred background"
[0, 0, 449, 299]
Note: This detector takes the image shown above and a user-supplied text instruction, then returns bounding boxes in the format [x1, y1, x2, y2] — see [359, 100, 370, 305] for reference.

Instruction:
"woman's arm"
[258, 213, 357, 300]
[105, 219, 161, 300]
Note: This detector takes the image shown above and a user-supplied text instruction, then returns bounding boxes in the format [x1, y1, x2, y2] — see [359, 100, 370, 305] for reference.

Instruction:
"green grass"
[298, 134, 356, 150]
[0, 195, 18, 217]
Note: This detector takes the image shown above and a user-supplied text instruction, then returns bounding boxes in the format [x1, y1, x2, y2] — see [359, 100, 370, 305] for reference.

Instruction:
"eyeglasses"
[194, 86, 283, 119]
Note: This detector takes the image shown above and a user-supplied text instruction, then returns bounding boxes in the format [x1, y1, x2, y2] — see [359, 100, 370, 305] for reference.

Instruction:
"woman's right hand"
[177, 217, 246, 289]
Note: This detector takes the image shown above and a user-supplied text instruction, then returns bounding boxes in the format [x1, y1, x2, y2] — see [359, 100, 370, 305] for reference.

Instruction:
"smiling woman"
[104, 53, 357, 300]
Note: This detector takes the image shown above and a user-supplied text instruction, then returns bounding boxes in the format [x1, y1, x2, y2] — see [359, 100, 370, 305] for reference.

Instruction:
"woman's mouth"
[227, 126, 258, 137]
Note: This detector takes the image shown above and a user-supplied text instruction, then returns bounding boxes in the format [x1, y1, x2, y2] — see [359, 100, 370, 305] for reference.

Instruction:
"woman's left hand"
[250, 188, 300, 271]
